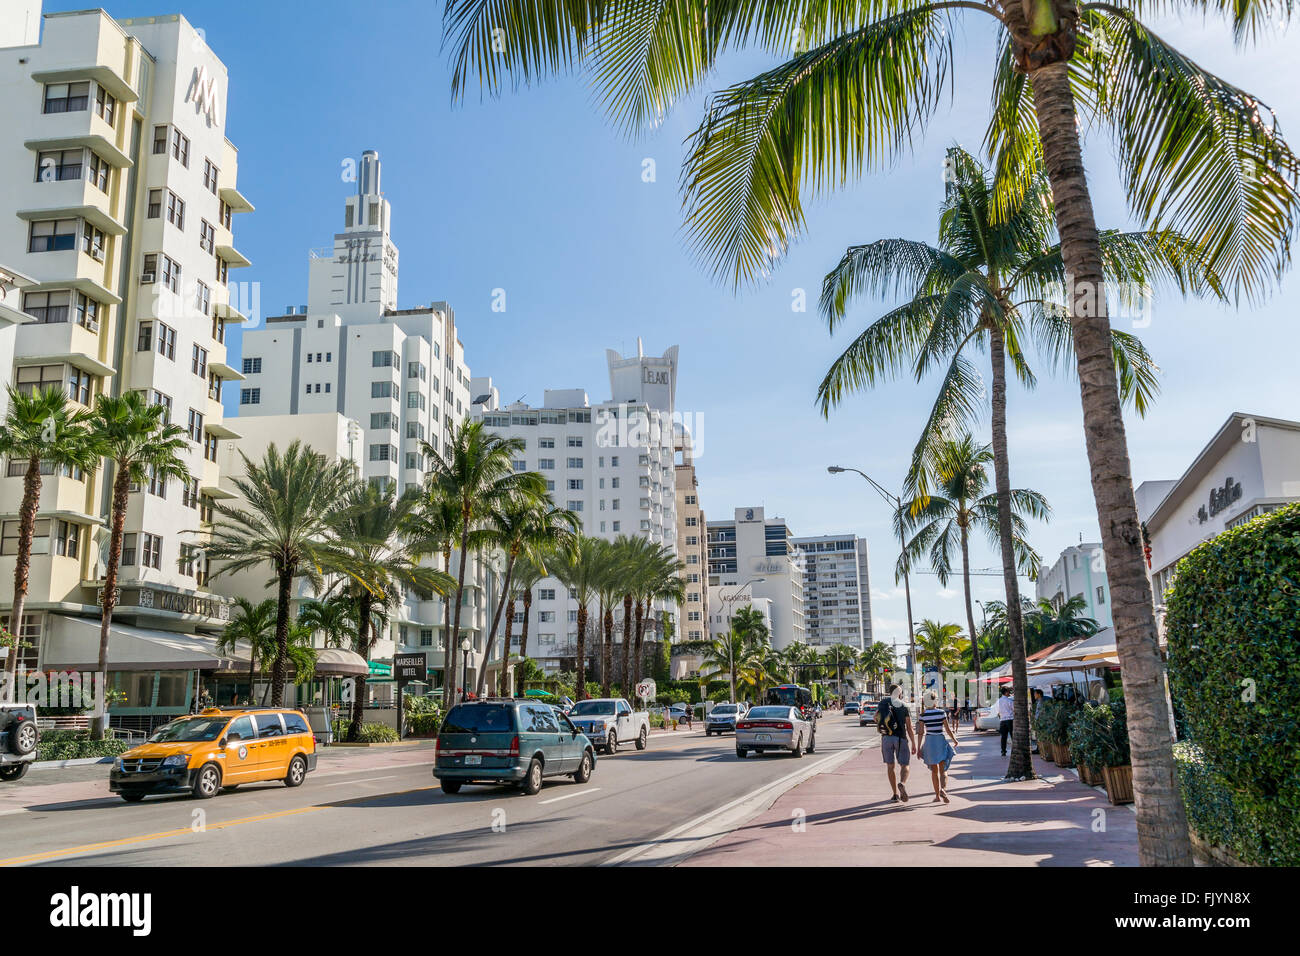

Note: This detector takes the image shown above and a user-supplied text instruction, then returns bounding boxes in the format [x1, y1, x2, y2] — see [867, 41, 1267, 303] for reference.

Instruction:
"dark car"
[0, 704, 39, 782]
[434, 700, 596, 796]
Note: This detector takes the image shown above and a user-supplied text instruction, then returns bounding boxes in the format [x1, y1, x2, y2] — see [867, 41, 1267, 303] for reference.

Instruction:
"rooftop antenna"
[637, 336, 644, 358]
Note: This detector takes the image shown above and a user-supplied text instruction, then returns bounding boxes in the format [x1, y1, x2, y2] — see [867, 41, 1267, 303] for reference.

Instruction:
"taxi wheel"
[440, 780, 463, 795]
[636, 727, 647, 751]
[573, 750, 593, 783]
[192, 763, 222, 799]
[120, 792, 146, 802]
[520, 758, 543, 796]
[284, 755, 307, 788]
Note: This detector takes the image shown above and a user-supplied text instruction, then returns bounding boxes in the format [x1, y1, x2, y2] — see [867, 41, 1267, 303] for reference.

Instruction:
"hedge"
[1165, 501, 1300, 866]
[36, 730, 129, 763]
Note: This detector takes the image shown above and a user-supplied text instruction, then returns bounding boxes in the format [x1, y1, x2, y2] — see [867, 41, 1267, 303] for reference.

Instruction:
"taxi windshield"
[147, 716, 229, 743]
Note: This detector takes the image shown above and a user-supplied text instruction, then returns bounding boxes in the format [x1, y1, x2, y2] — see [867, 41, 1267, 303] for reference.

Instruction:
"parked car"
[704, 702, 745, 735]
[735, 705, 816, 758]
[974, 705, 1001, 732]
[568, 697, 650, 753]
[434, 699, 596, 796]
[843, 700, 860, 716]
[0, 703, 39, 782]
[109, 707, 317, 802]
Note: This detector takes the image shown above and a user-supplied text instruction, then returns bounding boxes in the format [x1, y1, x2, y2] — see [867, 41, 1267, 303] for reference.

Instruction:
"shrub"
[403, 696, 442, 736]
[1032, 698, 1076, 747]
[1166, 501, 1300, 866]
[37, 730, 129, 763]
[354, 722, 399, 743]
[1067, 701, 1130, 769]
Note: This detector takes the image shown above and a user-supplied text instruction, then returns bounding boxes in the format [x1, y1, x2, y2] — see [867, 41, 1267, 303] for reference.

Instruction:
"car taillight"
[508, 735, 520, 756]
[736, 722, 750, 730]
[777, 722, 792, 730]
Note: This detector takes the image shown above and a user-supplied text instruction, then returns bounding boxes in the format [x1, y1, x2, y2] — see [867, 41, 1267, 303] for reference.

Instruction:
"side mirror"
[218, 736, 228, 748]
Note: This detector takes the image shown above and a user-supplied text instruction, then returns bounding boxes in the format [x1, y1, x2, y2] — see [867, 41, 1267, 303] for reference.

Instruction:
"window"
[191, 345, 207, 378]
[187, 408, 204, 442]
[406, 453, 423, 471]
[53, 521, 80, 558]
[86, 152, 110, 191]
[242, 357, 261, 375]
[513, 460, 526, 472]
[93, 83, 116, 124]
[539, 589, 555, 601]
[406, 422, 425, 440]
[408, 362, 426, 380]
[28, 218, 78, 253]
[612, 521, 620, 532]
[141, 533, 163, 570]
[119, 532, 137, 566]
[36, 149, 84, 182]
[369, 444, 394, 461]
[538, 458, 555, 470]
[685, 495, 697, 505]
[202, 158, 219, 194]
[196, 280, 211, 317]
[567, 436, 583, 447]
[171, 127, 190, 166]
[182, 477, 201, 509]
[14, 365, 62, 397]
[611, 456, 619, 466]
[372, 350, 399, 368]
[612, 499, 620, 510]
[407, 392, 425, 410]
[539, 437, 555, 449]
[81, 221, 106, 261]
[611, 477, 620, 488]
[568, 479, 583, 490]
[199, 220, 216, 254]
[44, 81, 89, 113]
[67, 367, 93, 406]
[155, 322, 176, 360]
[152, 125, 168, 154]
[143, 253, 180, 293]
[166, 190, 185, 229]
[1096, 586, 1106, 605]
[216, 257, 229, 286]
[567, 457, 583, 468]
[240, 388, 260, 405]
[567, 500, 584, 512]
[204, 433, 219, 463]
[685, 516, 698, 527]
[371, 381, 394, 399]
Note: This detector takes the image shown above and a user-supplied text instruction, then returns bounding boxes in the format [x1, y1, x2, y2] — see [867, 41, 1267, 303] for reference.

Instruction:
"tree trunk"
[501, 597, 515, 696]
[442, 546, 452, 699]
[449, 510, 471, 706]
[988, 321, 1033, 776]
[575, 604, 588, 699]
[620, 594, 633, 701]
[3, 457, 43, 695]
[516, 589, 533, 697]
[601, 600, 614, 698]
[349, 591, 373, 742]
[477, 552, 515, 698]
[270, 564, 293, 707]
[93, 464, 131, 739]
[631, 600, 646, 691]
[1031, 59, 1192, 865]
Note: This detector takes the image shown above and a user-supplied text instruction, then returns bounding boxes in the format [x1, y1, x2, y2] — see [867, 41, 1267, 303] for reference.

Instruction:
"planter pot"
[1102, 764, 1135, 805]
[1045, 740, 1061, 763]
[1036, 739, 1053, 761]
[1056, 743, 1075, 768]
[1078, 763, 1103, 787]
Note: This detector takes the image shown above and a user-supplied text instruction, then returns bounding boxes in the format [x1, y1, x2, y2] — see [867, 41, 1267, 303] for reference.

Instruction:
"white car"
[735, 705, 816, 758]
[975, 704, 1001, 732]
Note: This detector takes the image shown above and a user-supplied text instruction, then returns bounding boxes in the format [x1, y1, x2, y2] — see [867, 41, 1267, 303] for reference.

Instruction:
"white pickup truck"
[566, 698, 649, 755]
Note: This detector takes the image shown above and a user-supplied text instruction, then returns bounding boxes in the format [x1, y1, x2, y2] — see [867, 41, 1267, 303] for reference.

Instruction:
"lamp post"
[828, 465, 916, 690]
[459, 637, 472, 705]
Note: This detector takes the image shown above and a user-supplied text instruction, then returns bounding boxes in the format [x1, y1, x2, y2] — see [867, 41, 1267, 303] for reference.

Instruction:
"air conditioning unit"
[141, 272, 156, 283]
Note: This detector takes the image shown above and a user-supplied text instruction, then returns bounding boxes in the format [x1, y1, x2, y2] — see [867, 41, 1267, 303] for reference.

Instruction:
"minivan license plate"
[464, 754, 482, 765]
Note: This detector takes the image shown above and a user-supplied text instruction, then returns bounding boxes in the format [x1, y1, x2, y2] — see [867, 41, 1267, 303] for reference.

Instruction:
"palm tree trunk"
[449, 514, 471, 705]
[516, 589, 533, 697]
[601, 601, 614, 698]
[442, 546, 453, 699]
[1031, 59, 1192, 865]
[269, 563, 294, 707]
[349, 591, 373, 742]
[478, 553, 515, 698]
[988, 321, 1033, 777]
[575, 604, 588, 699]
[957, 523, 984, 712]
[247, 644, 257, 704]
[631, 600, 646, 690]
[500, 597, 515, 696]
[621, 594, 633, 699]
[3, 458, 43, 695]
[92, 465, 131, 738]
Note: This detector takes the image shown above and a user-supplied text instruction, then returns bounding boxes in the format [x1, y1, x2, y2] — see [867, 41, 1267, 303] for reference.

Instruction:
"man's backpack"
[876, 699, 904, 737]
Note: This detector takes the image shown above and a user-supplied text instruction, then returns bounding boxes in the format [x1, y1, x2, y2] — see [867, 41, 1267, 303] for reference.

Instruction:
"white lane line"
[538, 788, 602, 805]
[605, 741, 868, 867]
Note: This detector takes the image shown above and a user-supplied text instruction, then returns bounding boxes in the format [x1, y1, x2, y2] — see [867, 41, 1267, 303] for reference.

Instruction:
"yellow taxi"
[109, 707, 317, 802]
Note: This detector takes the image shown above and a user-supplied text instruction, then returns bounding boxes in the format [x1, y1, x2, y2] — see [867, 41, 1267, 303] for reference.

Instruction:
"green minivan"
[434, 700, 597, 796]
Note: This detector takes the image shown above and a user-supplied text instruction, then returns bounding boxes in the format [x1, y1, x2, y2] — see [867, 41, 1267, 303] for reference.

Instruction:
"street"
[0, 716, 871, 867]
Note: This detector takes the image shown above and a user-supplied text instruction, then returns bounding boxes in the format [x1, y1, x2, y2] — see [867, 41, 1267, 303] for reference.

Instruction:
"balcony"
[24, 133, 132, 170]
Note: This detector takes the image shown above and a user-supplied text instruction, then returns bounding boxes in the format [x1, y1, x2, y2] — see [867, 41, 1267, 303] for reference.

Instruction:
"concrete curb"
[30, 756, 116, 769]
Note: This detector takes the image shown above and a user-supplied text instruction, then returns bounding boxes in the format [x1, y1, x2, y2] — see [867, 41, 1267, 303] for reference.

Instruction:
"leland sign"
[641, 367, 671, 385]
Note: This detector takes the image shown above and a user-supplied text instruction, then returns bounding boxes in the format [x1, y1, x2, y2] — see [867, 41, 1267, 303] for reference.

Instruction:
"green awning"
[369, 661, 392, 678]
[524, 689, 552, 697]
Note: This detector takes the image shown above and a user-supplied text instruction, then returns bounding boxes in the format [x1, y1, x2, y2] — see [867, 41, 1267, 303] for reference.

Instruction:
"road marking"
[0, 785, 439, 867]
[538, 788, 601, 805]
[605, 741, 868, 867]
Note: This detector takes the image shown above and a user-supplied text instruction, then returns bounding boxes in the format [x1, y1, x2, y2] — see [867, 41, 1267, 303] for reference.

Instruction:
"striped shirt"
[919, 708, 947, 736]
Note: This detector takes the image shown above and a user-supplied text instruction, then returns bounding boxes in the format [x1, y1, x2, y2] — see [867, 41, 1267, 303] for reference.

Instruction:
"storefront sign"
[1198, 476, 1243, 523]
[394, 653, 427, 684]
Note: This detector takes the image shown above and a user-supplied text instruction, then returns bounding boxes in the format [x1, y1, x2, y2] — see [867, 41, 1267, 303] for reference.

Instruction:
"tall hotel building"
[0, 6, 252, 716]
[707, 507, 806, 650]
[674, 427, 708, 642]
[791, 534, 872, 649]
[475, 343, 681, 673]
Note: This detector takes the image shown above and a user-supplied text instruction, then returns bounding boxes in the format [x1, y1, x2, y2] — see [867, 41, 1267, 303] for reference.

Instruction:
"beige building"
[0, 7, 252, 725]
[674, 426, 708, 642]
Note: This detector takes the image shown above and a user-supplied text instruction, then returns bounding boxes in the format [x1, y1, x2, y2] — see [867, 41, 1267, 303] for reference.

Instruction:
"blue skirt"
[921, 734, 954, 769]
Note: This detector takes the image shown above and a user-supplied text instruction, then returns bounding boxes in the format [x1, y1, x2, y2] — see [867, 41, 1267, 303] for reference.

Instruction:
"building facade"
[674, 426, 708, 642]
[1137, 412, 1300, 604]
[475, 342, 680, 673]
[0, 7, 251, 721]
[1035, 542, 1113, 629]
[791, 534, 872, 649]
[707, 506, 806, 649]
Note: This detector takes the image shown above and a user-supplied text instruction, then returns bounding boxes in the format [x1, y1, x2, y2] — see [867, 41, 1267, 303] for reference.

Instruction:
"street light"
[459, 636, 472, 705]
[828, 465, 917, 686]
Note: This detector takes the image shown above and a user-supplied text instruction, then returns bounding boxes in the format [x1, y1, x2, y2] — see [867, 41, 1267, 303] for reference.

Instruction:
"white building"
[675, 426, 708, 642]
[475, 342, 680, 673]
[707, 506, 806, 649]
[792, 534, 872, 649]
[1035, 542, 1113, 629]
[1137, 412, 1300, 603]
[0, 6, 252, 722]
[235, 150, 473, 493]
[0, 265, 38, 416]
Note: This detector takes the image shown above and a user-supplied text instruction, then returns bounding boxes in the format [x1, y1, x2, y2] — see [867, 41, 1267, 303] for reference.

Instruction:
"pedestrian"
[996, 685, 1015, 756]
[916, 690, 959, 803]
[962, 696, 971, 722]
[875, 683, 916, 803]
[684, 705, 693, 730]
[1030, 688, 1045, 754]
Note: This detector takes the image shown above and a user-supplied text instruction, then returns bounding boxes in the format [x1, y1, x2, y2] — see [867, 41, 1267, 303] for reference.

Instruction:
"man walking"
[875, 684, 917, 803]
[996, 685, 1015, 757]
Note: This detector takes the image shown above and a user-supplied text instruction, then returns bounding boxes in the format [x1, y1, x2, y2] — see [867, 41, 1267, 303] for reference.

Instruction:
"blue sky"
[48, 2, 1300, 654]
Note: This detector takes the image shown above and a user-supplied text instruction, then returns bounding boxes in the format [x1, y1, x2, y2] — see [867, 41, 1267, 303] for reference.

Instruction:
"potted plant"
[1031, 702, 1057, 762]
[1067, 704, 1105, 786]
[1070, 701, 1132, 803]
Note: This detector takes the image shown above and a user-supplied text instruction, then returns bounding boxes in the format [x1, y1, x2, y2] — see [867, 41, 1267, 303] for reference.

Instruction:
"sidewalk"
[683, 726, 1139, 866]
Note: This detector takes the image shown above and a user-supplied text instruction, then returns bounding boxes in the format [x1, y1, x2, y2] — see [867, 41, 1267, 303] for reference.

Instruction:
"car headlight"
[161, 755, 188, 768]
[113, 757, 123, 771]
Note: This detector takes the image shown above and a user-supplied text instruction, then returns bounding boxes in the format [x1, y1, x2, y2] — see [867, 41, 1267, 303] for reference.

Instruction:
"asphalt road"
[1, 714, 874, 866]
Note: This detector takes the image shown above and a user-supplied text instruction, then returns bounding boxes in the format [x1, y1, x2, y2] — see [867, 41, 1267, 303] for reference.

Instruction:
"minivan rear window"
[442, 704, 515, 734]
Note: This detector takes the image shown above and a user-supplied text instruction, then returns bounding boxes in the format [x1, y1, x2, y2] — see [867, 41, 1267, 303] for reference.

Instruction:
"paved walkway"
[683, 725, 1139, 866]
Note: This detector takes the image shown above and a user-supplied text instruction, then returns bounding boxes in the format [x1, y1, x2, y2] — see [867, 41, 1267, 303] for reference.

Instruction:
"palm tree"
[611, 535, 653, 700]
[824, 643, 861, 691]
[425, 420, 541, 705]
[204, 441, 355, 706]
[297, 595, 355, 650]
[859, 643, 898, 695]
[1024, 595, 1101, 653]
[551, 534, 604, 699]
[591, 538, 626, 698]
[900, 434, 1047, 767]
[407, 482, 463, 700]
[730, 605, 770, 646]
[699, 630, 765, 704]
[507, 557, 547, 697]
[440, 0, 1299, 868]
[329, 482, 455, 740]
[0, 387, 98, 692]
[480, 494, 577, 698]
[629, 544, 685, 693]
[216, 597, 277, 705]
[86, 391, 190, 738]
[914, 619, 970, 699]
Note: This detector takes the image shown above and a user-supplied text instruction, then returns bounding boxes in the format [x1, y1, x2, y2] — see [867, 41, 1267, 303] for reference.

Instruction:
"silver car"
[735, 705, 816, 758]
[704, 702, 745, 736]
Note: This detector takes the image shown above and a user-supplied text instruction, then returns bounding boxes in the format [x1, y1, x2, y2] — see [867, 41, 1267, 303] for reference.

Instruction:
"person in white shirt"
[996, 686, 1015, 756]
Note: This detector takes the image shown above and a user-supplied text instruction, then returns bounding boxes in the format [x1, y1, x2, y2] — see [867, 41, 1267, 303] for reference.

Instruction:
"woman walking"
[917, 691, 959, 803]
